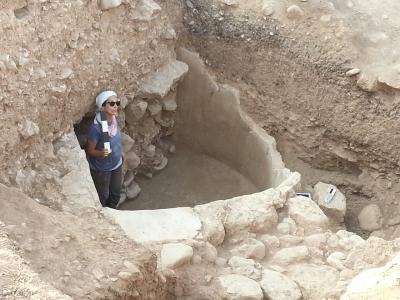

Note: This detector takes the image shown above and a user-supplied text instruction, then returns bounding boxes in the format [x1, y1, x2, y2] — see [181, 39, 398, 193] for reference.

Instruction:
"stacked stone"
[117, 60, 188, 206]
[128, 177, 399, 300]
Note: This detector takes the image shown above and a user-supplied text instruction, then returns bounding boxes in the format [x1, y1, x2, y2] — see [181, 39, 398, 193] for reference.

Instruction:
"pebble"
[286, 5, 304, 19]
[346, 68, 360, 77]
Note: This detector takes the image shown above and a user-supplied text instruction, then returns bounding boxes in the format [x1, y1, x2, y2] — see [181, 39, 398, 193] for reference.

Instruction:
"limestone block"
[259, 269, 302, 300]
[126, 181, 141, 199]
[287, 196, 329, 232]
[126, 151, 140, 170]
[230, 238, 266, 260]
[104, 207, 202, 242]
[194, 200, 227, 246]
[279, 235, 303, 248]
[224, 190, 279, 236]
[304, 233, 328, 249]
[214, 274, 263, 300]
[341, 253, 400, 300]
[286, 5, 304, 19]
[18, 119, 39, 139]
[98, 0, 122, 11]
[336, 230, 366, 251]
[228, 256, 262, 281]
[358, 204, 383, 231]
[130, 0, 162, 21]
[271, 246, 309, 266]
[56, 133, 100, 209]
[313, 182, 346, 222]
[161, 243, 193, 269]
[327, 252, 347, 270]
[287, 264, 339, 300]
[125, 101, 147, 124]
[120, 132, 135, 152]
[259, 234, 280, 250]
[140, 60, 189, 99]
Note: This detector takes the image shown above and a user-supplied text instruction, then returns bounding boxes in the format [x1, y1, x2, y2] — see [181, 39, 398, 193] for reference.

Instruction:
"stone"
[271, 246, 309, 266]
[215, 257, 227, 267]
[116, 192, 127, 208]
[98, 0, 122, 11]
[341, 253, 400, 299]
[286, 5, 304, 19]
[202, 242, 218, 263]
[161, 243, 193, 269]
[224, 190, 279, 236]
[304, 233, 327, 249]
[154, 156, 168, 171]
[214, 274, 263, 300]
[56, 132, 100, 209]
[194, 200, 227, 246]
[130, 0, 161, 21]
[221, 0, 240, 6]
[148, 103, 162, 116]
[287, 196, 329, 232]
[58, 68, 73, 80]
[346, 68, 361, 77]
[126, 181, 141, 199]
[140, 60, 189, 99]
[123, 171, 134, 188]
[105, 207, 202, 242]
[262, 3, 274, 16]
[230, 238, 266, 260]
[125, 101, 148, 124]
[18, 119, 39, 139]
[120, 132, 135, 152]
[228, 256, 262, 280]
[336, 230, 366, 251]
[259, 269, 302, 300]
[279, 235, 303, 248]
[118, 271, 132, 280]
[358, 204, 383, 231]
[126, 151, 140, 170]
[313, 182, 346, 222]
[326, 252, 346, 270]
[259, 234, 280, 249]
[287, 264, 339, 300]
[162, 95, 178, 111]
[357, 73, 378, 92]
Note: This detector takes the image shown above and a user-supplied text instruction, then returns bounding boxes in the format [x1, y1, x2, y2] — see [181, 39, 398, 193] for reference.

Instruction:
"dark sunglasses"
[103, 101, 121, 107]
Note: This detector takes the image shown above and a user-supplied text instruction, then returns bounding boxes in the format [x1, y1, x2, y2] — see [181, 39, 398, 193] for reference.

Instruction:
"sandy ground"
[121, 143, 258, 210]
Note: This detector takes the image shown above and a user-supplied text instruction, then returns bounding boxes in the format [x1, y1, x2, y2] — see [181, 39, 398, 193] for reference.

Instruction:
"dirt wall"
[0, 0, 176, 186]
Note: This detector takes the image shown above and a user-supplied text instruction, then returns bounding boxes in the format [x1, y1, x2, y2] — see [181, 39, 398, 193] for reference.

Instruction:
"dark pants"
[90, 165, 122, 209]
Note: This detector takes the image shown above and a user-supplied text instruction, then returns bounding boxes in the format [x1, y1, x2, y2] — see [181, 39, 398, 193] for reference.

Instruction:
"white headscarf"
[95, 90, 117, 109]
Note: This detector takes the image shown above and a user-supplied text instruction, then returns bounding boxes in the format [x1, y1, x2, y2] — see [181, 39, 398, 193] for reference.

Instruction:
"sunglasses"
[103, 101, 121, 107]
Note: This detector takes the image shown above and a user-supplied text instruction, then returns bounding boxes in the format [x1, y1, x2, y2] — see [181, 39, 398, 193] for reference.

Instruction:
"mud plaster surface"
[121, 143, 258, 210]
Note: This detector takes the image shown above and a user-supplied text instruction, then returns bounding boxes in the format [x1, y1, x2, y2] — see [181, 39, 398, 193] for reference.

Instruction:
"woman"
[86, 90, 123, 208]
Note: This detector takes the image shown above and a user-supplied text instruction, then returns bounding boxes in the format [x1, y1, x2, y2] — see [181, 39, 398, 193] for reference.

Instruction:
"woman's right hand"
[101, 149, 112, 158]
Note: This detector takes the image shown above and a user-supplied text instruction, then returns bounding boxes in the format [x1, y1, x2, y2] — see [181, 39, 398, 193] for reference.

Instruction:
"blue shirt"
[87, 123, 122, 172]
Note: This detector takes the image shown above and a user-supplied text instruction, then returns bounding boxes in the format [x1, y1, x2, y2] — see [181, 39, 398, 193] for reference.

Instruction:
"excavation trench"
[75, 48, 290, 214]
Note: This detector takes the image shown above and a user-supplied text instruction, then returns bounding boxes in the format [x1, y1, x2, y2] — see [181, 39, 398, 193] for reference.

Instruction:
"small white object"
[101, 120, 109, 133]
[104, 142, 111, 152]
[324, 187, 336, 203]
